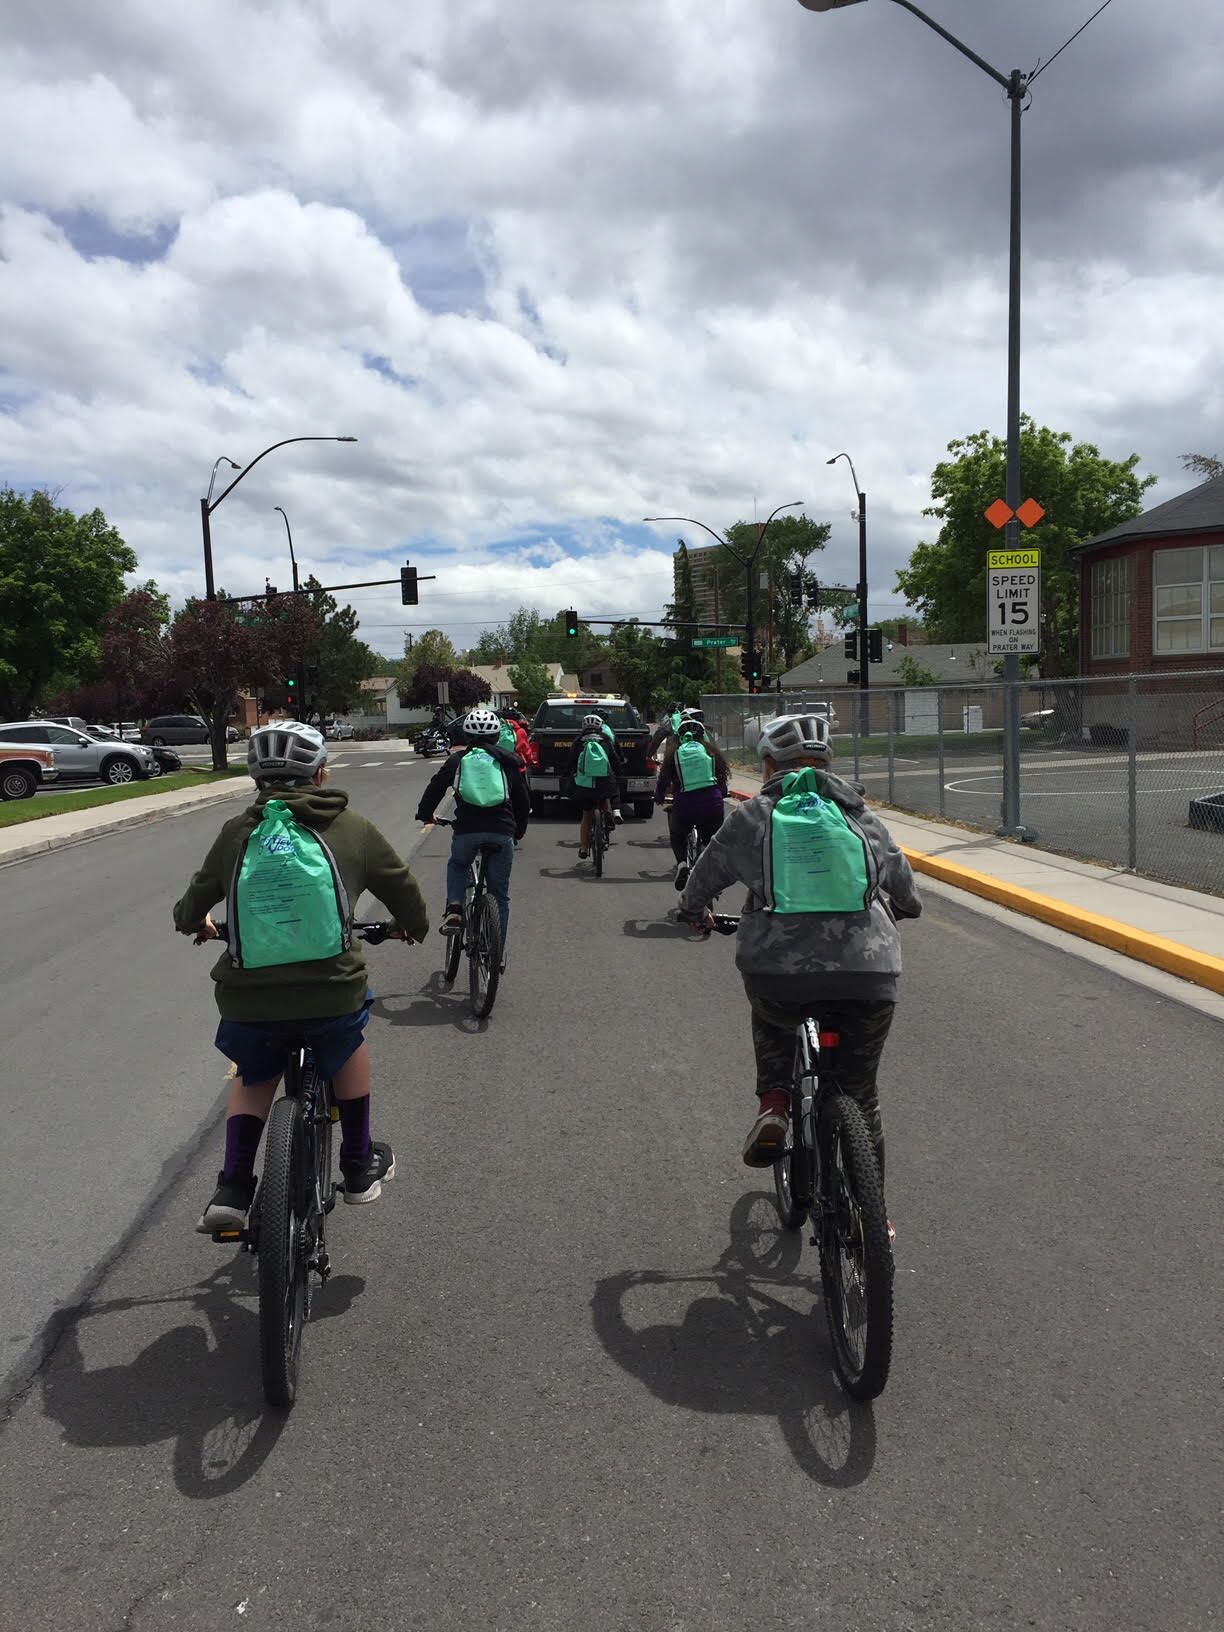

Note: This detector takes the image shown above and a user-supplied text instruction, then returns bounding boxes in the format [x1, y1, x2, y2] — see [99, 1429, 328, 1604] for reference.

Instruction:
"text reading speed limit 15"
[988, 566, 1040, 654]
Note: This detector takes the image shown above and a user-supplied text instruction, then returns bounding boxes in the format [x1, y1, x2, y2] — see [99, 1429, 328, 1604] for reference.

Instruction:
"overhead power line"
[1030, 0, 1115, 83]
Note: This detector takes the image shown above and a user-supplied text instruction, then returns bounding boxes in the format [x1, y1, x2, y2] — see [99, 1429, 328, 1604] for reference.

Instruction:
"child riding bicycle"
[568, 713, 626, 859]
[678, 713, 921, 1192]
[415, 707, 530, 945]
[173, 721, 430, 1234]
[655, 717, 730, 890]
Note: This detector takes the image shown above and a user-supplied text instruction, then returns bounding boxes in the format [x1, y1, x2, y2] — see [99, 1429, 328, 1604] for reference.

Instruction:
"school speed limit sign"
[987, 547, 1040, 655]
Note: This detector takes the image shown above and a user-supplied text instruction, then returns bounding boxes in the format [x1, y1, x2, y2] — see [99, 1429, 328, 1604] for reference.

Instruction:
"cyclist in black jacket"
[416, 708, 529, 944]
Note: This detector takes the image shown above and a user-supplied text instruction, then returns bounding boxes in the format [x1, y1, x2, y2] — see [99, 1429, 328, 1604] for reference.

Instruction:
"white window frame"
[1153, 544, 1224, 655]
[1089, 556, 1130, 659]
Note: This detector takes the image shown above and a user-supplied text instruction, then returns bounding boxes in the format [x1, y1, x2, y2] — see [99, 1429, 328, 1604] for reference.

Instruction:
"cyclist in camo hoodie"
[679, 713, 921, 1180]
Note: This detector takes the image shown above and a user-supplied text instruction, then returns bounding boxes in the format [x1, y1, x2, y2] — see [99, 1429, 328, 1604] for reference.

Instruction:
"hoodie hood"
[249, 783, 350, 829]
[761, 765, 864, 814]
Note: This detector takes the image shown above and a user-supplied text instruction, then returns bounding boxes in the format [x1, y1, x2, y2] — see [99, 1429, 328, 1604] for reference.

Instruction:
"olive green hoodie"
[173, 784, 429, 1021]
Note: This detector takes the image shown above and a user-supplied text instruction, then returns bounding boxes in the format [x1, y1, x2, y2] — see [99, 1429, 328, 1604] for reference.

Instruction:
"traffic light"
[847, 668, 861, 685]
[804, 574, 820, 612]
[868, 627, 884, 663]
[286, 676, 296, 692]
[843, 631, 858, 659]
[739, 651, 752, 680]
[759, 673, 772, 690]
[265, 582, 278, 600]
[400, 562, 418, 606]
[564, 609, 579, 638]
[787, 570, 804, 609]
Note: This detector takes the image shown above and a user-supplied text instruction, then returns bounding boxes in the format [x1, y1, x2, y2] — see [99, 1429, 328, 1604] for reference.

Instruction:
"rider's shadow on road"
[591, 1193, 877, 1487]
[622, 918, 700, 940]
[371, 982, 489, 1035]
[40, 1260, 364, 1500]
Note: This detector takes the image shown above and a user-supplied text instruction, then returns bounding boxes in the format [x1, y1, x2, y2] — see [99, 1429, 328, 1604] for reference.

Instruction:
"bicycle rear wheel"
[685, 825, 700, 871]
[817, 1093, 893, 1401]
[443, 926, 463, 983]
[468, 893, 502, 1018]
[593, 811, 605, 876]
[258, 1096, 308, 1408]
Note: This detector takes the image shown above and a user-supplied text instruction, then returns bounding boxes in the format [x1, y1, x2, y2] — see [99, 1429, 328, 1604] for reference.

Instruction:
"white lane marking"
[359, 760, 383, 767]
[396, 760, 416, 766]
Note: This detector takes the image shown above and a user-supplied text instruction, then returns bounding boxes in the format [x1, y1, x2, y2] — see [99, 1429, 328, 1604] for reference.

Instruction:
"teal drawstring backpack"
[575, 736, 611, 788]
[227, 799, 350, 969]
[676, 737, 716, 792]
[763, 768, 875, 914]
[497, 720, 517, 753]
[457, 747, 508, 807]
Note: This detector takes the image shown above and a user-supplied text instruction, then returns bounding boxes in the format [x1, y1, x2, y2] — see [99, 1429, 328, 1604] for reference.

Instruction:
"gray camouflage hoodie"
[679, 769, 922, 1003]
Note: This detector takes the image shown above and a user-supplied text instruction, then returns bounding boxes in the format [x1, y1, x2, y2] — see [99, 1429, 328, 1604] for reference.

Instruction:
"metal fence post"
[937, 688, 946, 818]
[887, 691, 896, 805]
[1127, 676, 1138, 871]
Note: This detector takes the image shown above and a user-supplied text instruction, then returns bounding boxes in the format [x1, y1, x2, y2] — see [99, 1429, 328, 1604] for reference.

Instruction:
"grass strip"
[0, 769, 243, 828]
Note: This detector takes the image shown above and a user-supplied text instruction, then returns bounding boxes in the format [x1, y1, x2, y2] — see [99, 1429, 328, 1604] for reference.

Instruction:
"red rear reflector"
[818, 1031, 840, 1048]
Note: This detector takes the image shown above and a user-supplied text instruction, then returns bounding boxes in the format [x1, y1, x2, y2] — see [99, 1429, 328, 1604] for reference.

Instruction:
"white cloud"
[2, 0, 1222, 665]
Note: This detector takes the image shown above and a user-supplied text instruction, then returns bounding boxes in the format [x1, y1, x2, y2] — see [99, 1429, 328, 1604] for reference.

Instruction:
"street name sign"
[692, 635, 738, 648]
[987, 547, 1040, 654]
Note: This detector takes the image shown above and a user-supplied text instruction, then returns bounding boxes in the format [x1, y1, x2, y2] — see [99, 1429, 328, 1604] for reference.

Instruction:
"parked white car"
[0, 721, 155, 784]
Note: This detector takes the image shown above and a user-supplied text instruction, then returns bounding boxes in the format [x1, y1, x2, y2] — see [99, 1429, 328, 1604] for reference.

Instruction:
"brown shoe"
[742, 1108, 789, 1167]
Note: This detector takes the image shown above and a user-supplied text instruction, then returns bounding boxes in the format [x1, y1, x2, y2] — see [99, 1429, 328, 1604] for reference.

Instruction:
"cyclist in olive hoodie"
[174, 722, 429, 1234]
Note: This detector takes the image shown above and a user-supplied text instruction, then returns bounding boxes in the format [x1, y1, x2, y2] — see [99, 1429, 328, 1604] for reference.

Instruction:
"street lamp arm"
[827, 451, 862, 503]
[885, 0, 1010, 88]
[754, 500, 805, 558]
[208, 436, 357, 514]
[643, 515, 745, 566]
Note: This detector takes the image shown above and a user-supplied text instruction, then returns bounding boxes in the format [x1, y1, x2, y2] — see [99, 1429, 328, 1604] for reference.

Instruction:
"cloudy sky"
[3, 0, 1222, 663]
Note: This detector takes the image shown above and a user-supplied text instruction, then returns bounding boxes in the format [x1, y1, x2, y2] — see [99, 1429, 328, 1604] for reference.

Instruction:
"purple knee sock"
[223, 1114, 265, 1182]
[338, 1096, 372, 1165]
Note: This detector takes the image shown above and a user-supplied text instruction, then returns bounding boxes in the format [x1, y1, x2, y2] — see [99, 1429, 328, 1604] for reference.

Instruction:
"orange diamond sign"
[1016, 498, 1045, 528]
[984, 499, 1013, 529]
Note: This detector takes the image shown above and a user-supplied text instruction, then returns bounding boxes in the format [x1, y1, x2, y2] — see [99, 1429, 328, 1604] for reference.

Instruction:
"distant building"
[673, 543, 723, 623]
[1074, 474, 1224, 675]
[780, 641, 994, 690]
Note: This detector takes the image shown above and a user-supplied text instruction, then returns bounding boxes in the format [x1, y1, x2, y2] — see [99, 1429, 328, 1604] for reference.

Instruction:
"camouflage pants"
[747, 995, 895, 1181]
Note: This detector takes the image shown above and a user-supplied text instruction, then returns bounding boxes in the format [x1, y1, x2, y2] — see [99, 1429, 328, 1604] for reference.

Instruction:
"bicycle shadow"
[371, 980, 490, 1035]
[39, 1260, 364, 1499]
[622, 918, 700, 940]
[590, 1193, 877, 1487]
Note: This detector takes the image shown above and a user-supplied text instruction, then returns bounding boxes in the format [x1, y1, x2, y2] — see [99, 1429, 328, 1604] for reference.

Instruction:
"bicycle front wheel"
[817, 1093, 893, 1401]
[443, 925, 463, 983]
[258, 1096, 308, 1408]
[468, 894, 502, 1019]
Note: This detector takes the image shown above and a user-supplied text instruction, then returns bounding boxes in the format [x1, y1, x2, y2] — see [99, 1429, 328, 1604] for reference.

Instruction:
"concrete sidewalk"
[727, 768, 1224, 996]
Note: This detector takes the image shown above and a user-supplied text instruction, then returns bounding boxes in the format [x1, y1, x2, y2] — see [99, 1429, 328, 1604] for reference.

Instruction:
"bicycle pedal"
[211, 1227, 248, 1246]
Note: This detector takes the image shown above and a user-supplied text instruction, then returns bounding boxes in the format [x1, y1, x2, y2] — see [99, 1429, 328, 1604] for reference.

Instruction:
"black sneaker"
[342, 1140, 396, 1205]
[577, 848, 589, 860]
[196, 1171, 256, 1234]
[440, 901, 464, 934]
[673, 861, 690, 891]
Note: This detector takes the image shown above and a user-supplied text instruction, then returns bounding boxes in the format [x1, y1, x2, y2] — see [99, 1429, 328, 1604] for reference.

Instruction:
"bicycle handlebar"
[206, 920, 412, 946]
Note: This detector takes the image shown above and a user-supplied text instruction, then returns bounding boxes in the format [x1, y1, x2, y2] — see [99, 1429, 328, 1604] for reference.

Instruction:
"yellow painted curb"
[904, 848, 1224, 997]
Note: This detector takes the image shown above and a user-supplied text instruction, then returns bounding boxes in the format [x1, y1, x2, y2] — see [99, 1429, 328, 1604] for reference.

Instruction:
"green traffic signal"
[563, 608, 578, 638]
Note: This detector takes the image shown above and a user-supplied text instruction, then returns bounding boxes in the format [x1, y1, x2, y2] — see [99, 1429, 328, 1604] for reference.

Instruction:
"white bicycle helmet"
[756, 713, 832, 766]
[247, 720, 327, 781]
[462, 707, 501, 740]
[679, 706, 704, 722]
[581, 713, 605, 729]
[677, 717, 706, 740]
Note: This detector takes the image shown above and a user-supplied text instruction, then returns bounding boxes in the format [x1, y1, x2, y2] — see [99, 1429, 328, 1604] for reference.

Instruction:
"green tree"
[895, 420, 1155, 675]
[1181, 452, 1223, 480]
[507, 658, 552, 716]
[399, 628, 458, 695]
[605, 621, 674, 715]
[0, 487, 136, 716]
[894, 653, 941, 687]
[96, 583, 171, 719]
[292, 575, 378, 724]
[404, 664, 491, 710]
[706, 514, 832, 673]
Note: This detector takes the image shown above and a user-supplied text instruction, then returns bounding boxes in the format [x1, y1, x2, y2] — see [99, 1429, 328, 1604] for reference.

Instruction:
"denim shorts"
[215, 991, 373, 1085]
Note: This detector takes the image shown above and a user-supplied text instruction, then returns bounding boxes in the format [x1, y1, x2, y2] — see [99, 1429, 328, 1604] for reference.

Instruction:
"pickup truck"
[0, 742, 58, 800]
[526, 697, 657, 820]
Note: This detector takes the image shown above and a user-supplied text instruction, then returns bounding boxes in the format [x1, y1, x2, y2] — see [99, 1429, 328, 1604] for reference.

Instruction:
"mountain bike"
[673, 909, 894, 1401]
[208, 920, 406, 1408]
[432, 817, 502, 1018]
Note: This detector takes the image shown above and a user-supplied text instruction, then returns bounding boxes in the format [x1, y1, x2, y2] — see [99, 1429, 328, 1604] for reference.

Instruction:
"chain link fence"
[702, 669, 1224, 896]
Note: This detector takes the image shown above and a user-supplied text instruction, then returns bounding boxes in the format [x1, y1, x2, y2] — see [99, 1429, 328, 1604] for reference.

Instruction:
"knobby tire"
[818, 1093, 893, 1401]
[444, 925, 463, 983]
[773, 1088, 810, 1231]
[258, 1096, 307, 1408]
[593, 812, 605, 877]
[469, 893, 502, 1019]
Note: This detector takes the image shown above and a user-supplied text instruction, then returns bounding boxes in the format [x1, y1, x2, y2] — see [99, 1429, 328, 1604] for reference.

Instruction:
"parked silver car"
[0, 721, 155, 784]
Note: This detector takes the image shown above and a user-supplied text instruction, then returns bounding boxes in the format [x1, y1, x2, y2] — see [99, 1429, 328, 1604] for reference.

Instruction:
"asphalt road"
[0, 759, 1220, 1631]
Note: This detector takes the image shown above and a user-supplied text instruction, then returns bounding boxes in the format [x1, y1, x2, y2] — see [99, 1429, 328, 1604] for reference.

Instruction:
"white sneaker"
[612, 809, 625, 825]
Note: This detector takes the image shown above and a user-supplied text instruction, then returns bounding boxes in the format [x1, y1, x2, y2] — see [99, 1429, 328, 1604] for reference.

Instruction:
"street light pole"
[275, 506, 308, 712]
[797, 0, 1031, 835]
[828, 452, 869, 731]
[200, 435, 357, 602]
[644, 502, 803, 694]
